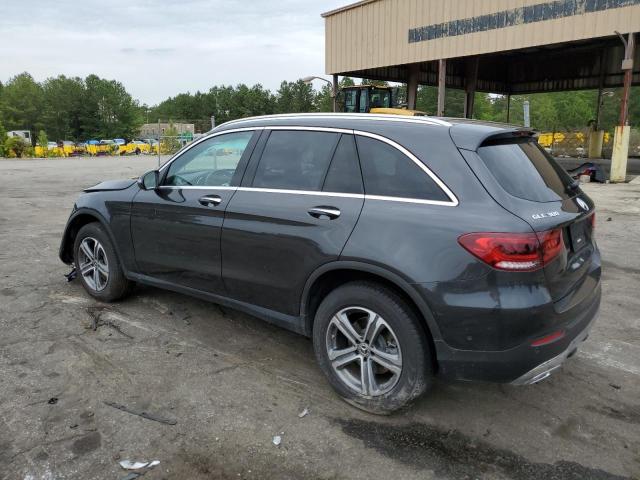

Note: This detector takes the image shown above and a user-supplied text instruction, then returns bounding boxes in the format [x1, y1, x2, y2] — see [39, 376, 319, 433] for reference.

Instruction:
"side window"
[355, 136, 450, 202]
[323, 135, 363, 194]
[252, 131, 339, 191]
[344, 90, 357, 113]
[358, 89, 369, 113]
[165, 131, 254, 187]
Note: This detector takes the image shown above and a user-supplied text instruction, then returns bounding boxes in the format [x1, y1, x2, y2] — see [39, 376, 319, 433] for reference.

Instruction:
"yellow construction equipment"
[340, 85, 426, 116]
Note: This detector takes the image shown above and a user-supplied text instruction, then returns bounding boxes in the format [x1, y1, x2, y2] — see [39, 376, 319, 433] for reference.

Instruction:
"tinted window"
[165, 131, 254, 187]
[356, 136, 449, 201]
[323, 135, 363, 194]
[253, 131, 339, 191]
[478, 140, 574, 202]
[358, 89, 368, 113]
[344, 90, 357, 113]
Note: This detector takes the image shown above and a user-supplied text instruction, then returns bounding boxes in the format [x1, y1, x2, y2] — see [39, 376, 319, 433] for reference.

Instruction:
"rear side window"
[478, 140, 574, 202]
[355, 136, 450, 202]
[323, 135, 363, 194]
[252, 131, 339, 191]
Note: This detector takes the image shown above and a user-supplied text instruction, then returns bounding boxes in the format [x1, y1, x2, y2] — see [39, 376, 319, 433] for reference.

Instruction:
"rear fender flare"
[300, 260, 443, 342]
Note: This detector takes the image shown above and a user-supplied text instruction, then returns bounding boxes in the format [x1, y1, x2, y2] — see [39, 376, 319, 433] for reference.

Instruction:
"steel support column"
[464, 57, 479, 119]
[406, 64, 420, 111]
[437, 59, 447, 116]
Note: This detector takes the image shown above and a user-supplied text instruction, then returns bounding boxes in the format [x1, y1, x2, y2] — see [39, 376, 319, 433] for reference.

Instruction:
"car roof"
[212, 113, 534, 151]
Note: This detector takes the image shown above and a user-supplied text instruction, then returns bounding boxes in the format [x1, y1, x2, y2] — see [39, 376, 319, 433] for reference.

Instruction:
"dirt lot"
[1, 156, 639, 480]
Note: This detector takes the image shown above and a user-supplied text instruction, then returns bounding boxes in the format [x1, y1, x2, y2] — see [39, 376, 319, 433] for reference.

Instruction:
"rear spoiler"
[449, 123, 537, 151]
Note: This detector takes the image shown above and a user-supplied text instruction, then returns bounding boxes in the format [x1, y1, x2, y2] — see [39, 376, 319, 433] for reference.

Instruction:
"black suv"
[60, 114, 601, 413]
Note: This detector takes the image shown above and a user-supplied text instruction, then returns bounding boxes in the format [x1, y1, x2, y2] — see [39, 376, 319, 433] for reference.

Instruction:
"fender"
[59, 207, 127, 273]
[300, 260, 443, 342]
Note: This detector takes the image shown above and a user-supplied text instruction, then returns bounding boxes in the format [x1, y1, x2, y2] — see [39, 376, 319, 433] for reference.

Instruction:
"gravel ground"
[0, 156, 638, 480]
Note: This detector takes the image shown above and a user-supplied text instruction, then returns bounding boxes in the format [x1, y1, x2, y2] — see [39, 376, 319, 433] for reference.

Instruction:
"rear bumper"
[433, 280, 600, 383]
[510, 317, 592, 385]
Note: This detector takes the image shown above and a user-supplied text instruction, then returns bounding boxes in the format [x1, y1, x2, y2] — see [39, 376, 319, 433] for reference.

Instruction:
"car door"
[130, 129, 259, 294]
[221, 128, 365, 316]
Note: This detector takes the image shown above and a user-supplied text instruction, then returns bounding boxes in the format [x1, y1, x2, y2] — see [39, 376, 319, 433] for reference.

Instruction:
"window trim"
[157, 125, 458, 207]
[354, 131, 459, 207]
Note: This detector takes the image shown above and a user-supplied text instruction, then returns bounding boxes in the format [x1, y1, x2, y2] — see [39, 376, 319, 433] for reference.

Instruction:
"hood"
[84, 179, 136, 192]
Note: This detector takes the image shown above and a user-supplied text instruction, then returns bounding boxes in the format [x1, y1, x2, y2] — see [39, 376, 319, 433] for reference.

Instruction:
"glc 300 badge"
[532, 211, 559, 220]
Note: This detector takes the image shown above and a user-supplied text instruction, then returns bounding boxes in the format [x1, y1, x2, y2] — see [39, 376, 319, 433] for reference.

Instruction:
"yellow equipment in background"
[341, 85, 426, 116]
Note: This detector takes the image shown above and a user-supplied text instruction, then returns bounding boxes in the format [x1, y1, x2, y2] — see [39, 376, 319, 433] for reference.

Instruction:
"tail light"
[458, 229, 564, 272]
[590, 212, 596, 230]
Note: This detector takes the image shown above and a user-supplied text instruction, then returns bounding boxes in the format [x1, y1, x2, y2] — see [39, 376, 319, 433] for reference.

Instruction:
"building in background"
[322, 0, 639, 178]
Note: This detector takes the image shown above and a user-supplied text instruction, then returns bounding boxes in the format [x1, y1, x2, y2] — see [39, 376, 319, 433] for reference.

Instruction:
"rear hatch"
[461, 134, 596, 303]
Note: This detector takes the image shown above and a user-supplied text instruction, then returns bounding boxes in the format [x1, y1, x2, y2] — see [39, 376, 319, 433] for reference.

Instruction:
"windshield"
[477, 139, 575, 203]
[370, 88, 392, 108]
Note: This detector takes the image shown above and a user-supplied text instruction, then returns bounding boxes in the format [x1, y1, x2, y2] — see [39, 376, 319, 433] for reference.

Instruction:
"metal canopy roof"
[323, 0, 640, 94]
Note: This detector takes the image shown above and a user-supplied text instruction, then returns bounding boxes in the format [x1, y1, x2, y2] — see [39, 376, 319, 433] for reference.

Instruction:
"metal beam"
[407, 64, 420, 110]
[437, 59, 446, 116]
[464, 57, 479, 118]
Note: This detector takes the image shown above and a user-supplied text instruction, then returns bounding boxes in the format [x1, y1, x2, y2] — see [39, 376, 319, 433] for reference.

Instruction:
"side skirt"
[126, 272, 307, 336]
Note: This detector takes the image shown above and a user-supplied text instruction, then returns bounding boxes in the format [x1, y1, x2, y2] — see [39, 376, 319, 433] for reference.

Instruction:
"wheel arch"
[300, 261, 443, 360]
[59, 209, 120, 266]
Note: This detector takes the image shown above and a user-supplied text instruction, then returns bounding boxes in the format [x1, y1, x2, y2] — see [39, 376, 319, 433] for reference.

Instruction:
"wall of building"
[324, 0, 640, 74]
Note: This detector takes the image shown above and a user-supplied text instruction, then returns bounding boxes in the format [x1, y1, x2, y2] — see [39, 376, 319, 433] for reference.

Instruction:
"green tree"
[42, 75, 86, 141]
[0, 121, 6, 156]
[83, 74, 141, 139]
[275, 80, 315, 114]
[5, 136, 27, 158]
[1, 73, 44, 142]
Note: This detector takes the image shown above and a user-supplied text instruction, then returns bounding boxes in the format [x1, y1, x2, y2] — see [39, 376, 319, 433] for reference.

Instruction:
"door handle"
[308, 206, 341, 220]
[198, 194, 223, 207]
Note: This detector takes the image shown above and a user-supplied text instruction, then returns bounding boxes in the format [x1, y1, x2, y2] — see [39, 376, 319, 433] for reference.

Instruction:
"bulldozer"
[340, 85, 426, 116]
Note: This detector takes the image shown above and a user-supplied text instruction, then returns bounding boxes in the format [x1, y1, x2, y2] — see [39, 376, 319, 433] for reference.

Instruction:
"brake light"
[590, 212, 596, 230]
[458, 229, 564, 272]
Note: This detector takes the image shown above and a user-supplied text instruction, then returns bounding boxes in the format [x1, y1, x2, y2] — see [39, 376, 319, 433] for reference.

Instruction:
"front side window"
[252, 131, 339, 191]
[356, 136, 449, 202]
[165, 131, 254, 187]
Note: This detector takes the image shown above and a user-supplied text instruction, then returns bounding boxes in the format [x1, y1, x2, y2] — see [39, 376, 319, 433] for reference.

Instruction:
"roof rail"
[217, 113, 452, 129]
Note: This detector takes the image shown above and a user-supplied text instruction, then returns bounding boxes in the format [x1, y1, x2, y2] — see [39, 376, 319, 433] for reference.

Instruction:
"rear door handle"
[199, 194, 223, 207]
[308, 206, 341, 220]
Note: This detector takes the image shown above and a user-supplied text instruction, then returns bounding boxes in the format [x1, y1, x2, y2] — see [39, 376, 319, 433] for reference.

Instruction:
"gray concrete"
[1, 156, 639, 480]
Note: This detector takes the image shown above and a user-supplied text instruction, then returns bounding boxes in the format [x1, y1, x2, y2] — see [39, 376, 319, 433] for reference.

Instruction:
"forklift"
[340, 85, 427, 116]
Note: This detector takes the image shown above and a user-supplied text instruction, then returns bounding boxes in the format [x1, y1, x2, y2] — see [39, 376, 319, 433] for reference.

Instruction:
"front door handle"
[199, 194, 223, 207]
[308, 206, 341, 220]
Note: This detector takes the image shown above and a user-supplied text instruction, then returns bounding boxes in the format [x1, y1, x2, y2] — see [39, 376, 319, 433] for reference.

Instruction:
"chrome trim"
[266, 125, 353, 135]
[309, 207, 341, 218]
[157, 185, 238, 191]
[237, 187, 364, 199]
[158, 127, 264, 173]
[511, 322, 593, 386]
[156, 125, 458, 207]
[218, 113, 452, 129]
[354, 130, 459, 207]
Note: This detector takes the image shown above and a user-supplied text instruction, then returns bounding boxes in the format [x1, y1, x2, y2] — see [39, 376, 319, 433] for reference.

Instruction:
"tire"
[73, 223, 133, 302]
[313, 281, 433, 414]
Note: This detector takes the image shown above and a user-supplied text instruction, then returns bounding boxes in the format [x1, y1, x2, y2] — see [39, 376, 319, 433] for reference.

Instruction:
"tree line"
[0, 71, 637, 146]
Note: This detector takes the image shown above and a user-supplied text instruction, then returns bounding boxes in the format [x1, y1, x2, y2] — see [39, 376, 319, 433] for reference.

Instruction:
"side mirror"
[138, 170, 159, 190]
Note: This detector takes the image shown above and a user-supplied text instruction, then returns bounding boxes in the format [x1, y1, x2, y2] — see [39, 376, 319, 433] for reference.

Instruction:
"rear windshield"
[477, 139, 575, 203]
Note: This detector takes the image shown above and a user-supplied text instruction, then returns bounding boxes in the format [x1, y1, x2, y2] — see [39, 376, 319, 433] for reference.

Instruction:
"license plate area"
[568, 220, 589, 252]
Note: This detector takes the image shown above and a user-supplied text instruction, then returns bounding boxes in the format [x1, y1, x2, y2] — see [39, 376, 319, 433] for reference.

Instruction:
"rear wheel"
[313, 281, 433, 414]
[74, 223, 133, 302]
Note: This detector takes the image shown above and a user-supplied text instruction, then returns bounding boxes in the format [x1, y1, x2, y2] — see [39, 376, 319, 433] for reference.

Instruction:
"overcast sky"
[0, 0, 347, 105]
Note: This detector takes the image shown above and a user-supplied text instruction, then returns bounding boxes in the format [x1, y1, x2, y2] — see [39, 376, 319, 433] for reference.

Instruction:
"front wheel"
[73, 223, 133, 302]
[313, 281, 434, 414]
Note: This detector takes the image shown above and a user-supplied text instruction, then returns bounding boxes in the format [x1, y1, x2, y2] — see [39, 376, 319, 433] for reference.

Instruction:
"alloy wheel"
[326, 307, 402, 397]
[78, 237, 109, 292]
